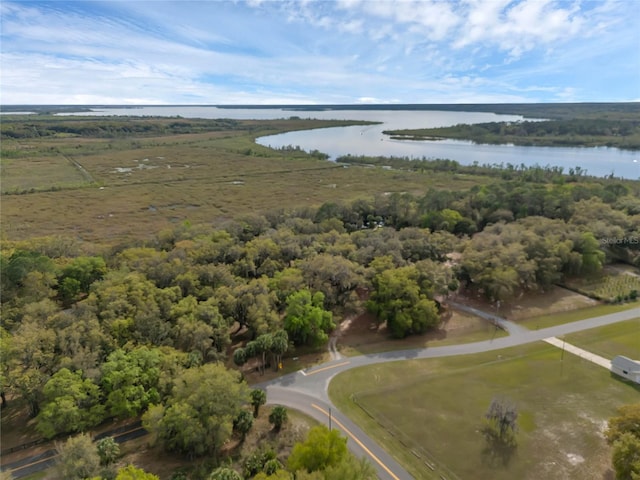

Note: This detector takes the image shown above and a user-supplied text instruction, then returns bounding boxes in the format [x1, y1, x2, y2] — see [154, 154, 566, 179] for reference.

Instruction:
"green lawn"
[564, 318, 640, 360]
[521, 301, 640, 330]
[329, 342, 640, 480]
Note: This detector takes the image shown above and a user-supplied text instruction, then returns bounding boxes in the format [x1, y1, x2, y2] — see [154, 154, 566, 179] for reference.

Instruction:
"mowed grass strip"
[521, 300, 640, 330]
[329, 342, 640, 480]
[564, 318, 640, 360]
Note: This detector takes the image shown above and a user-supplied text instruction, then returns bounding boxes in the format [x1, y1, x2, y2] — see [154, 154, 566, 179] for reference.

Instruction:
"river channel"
[60, 106, 639, 179]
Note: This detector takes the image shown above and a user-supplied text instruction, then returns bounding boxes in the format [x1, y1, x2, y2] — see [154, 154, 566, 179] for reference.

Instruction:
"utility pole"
[329, 407, 332, 431]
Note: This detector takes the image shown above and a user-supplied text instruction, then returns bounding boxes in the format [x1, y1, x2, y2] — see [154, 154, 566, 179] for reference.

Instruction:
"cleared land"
[337, 310, 508, 357]
[329, 342, 640, 480]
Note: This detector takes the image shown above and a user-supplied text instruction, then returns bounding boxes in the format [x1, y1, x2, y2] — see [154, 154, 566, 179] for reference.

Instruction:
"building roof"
[612, 356, 640, 372]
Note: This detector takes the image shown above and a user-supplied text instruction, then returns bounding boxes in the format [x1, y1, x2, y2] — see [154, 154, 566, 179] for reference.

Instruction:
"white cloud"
[0, 0, 637, 104]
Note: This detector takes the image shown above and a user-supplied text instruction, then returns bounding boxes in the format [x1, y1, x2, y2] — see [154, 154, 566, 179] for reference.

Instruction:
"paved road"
[260, 307, 640, 480]
[1, 422, 148, 479]
[5, 307, 637, 480]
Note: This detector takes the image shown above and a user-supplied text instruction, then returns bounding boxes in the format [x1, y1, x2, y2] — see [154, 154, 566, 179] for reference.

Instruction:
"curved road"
[259, 307, 640, 480]
[4, 307, 637, 479]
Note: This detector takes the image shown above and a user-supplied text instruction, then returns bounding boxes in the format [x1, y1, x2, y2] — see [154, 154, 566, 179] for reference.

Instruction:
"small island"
[384, 103, 640, 150]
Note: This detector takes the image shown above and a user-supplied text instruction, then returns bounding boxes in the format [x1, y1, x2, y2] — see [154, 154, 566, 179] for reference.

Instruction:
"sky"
[1, 0, 639, 105]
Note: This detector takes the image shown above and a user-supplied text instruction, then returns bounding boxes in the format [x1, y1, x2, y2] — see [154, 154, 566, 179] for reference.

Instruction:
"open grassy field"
[1, 117, 489, 245]
[329, 342, 640, 480]
[564, 318, 640, 360]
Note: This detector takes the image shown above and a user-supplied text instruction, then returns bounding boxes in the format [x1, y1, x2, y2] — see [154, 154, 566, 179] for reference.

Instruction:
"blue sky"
[1, 0, 639, 104]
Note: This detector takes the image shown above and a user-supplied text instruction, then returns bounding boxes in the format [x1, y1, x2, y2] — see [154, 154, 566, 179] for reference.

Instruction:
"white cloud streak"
[1, 0, 637, 104]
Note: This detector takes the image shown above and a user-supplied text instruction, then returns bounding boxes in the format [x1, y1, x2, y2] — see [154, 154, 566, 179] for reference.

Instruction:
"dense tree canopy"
[607, 402, 640, 479]
[283, 290, 334, 346]
[0, 164, 638, 474]
[142, 363, 249, 458]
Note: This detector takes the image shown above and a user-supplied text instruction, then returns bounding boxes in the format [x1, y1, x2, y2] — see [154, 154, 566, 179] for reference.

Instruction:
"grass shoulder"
[329, 342, 640, 480]
[521, 301, 639, 330]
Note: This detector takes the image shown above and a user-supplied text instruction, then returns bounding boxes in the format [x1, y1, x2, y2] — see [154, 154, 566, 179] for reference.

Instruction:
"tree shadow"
[480, 435, 518, 468]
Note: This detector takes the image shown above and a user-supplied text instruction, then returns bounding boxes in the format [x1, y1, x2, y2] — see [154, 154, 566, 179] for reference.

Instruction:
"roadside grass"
[338, 310, 508, 357]
[520, 301, 640, 330]
[563, 318, 640, 360]
[329, 342, 640, 480]
[1, 119, 490, 245]
[18, 473, 46, 480]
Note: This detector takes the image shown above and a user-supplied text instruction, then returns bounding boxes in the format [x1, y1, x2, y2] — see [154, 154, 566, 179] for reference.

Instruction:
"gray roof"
[612, 356, 640, 372]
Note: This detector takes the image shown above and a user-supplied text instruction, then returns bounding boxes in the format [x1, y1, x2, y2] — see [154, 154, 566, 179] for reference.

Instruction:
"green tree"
[6, 314, 57, 417]
[269, 330, 289, 371]
[36, 369, 105, 438]
[233, 347, 247, 367]
[58, 256, 107, 305]
[101, 347, 163, 418]
[298, 254, 361, 308]
[1, 250, 57, 307]
[142, 363, 249, 458]
[481, 397, 518, 466]
[250, 389, 267, 418]
[207, 467, 242, 480]
[288, 425, 348, 473]
[607, 403, 640, 444]
[253, 470, 292, 480]
[115, 465, 160, 480]
[96, 436, 120, 466]
[611, 432, 640, 480]
[323, 455, 377, 480]
[575, 231, 605, 275]
[607, 403, 640, 480]
[367, 266, 439, 338]
[55, 433, 101, 480]
[283, 290, 334, 346]
[268, 405, 288, 432]
[90, 270, 180, 346]
[47, 304, 108, 380]
[233, 409, 254, 441]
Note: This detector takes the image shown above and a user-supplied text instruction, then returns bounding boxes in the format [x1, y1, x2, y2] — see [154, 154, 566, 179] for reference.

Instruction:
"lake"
[59, 106, 639, 179]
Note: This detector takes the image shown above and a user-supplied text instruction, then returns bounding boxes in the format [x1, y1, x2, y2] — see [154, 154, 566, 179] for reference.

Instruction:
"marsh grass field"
[329, 342, 640, 480]
[0, 117, 489, 244]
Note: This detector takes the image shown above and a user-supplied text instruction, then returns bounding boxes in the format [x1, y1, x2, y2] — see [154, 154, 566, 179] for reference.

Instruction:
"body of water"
[59, 106, 639, 179]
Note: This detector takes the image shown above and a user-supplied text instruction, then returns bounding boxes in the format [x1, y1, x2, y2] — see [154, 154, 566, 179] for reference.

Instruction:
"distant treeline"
[0, 117, 241, 139]
[337, 154, 617, 182]
[384, 118, 640, 150]
[3, 102, 639, 120]
[223, 102, 640, 120]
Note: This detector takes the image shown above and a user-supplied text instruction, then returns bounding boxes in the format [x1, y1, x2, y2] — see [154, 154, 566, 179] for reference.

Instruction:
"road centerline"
[311, 403, 401, 480]
[300, 360, 350, 376]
